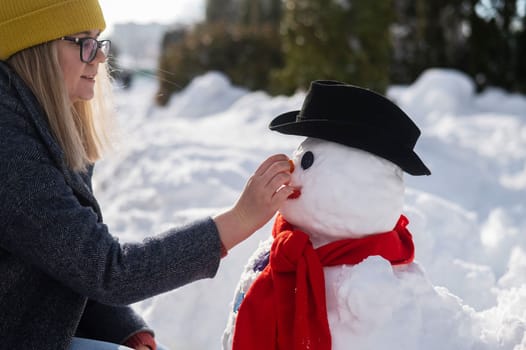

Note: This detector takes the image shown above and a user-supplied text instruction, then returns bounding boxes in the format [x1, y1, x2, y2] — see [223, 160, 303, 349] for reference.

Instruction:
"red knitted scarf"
[232, 214, 415, 350]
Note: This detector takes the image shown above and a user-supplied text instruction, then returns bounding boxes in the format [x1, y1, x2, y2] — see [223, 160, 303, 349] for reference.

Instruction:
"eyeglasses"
[60, 36, 111, 63]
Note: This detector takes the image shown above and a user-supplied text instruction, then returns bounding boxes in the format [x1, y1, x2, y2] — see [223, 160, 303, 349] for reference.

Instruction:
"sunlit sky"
[98, 0, 205, 34]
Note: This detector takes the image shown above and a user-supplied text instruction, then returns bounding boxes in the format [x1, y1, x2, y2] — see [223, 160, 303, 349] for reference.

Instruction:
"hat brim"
[270, 111, 431, 176]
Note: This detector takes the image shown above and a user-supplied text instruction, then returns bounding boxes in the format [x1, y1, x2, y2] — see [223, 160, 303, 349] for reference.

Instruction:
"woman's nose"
[92, 47, 107, 64]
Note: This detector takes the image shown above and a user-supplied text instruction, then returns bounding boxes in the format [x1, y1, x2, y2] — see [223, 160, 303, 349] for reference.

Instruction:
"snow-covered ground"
[92, 69, 526, 349]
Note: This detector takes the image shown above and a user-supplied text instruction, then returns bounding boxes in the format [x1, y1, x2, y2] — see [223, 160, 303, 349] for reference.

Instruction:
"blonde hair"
[7, 40, 114, 172]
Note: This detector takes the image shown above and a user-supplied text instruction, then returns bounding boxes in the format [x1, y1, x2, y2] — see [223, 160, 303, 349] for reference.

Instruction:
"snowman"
[222, 81, 487, 350]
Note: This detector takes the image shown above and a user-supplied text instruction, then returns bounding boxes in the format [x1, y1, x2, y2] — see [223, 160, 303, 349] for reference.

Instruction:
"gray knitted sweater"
[0, 61, 223, 349]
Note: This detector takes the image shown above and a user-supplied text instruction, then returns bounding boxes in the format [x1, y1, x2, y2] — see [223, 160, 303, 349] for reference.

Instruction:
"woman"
[0, 1, 293, 349]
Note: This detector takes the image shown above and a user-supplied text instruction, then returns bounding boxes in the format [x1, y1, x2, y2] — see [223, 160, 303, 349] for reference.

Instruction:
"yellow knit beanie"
[0, 0, 106, 60]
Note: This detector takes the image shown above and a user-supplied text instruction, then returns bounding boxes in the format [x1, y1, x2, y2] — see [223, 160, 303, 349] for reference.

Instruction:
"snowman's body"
[223, 138, 481, 350]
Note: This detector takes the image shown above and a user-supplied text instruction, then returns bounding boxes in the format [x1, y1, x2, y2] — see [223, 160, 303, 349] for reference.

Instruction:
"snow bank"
[93, 69, 526, 349]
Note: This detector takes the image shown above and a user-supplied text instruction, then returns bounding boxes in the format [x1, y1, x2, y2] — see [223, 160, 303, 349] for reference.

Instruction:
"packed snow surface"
[93, 69, 526, 349]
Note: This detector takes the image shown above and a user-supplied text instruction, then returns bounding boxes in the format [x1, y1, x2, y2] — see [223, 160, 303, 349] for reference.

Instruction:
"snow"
[92, 69, 526, 349]
[277, 138, 406, 242]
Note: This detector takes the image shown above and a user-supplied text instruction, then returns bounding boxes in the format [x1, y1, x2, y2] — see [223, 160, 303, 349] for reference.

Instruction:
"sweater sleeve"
[0, 134, 223, 305]
[75, 300, 154, 346]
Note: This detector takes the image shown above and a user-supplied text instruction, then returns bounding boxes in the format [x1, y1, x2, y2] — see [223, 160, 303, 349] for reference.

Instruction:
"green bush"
[271, 0, 393, 95]
[156, 22, 283, 106]
[157, 0, 526, 102]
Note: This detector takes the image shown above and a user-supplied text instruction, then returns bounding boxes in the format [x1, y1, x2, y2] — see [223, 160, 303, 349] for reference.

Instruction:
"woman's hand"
[214, 154, 294, 251]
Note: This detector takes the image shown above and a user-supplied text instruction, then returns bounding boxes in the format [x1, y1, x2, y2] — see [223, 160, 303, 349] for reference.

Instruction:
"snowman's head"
[279, 137, 405, 245]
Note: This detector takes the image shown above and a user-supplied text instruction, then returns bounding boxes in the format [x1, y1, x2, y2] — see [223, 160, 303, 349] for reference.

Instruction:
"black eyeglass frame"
[60, 36, 111, 63]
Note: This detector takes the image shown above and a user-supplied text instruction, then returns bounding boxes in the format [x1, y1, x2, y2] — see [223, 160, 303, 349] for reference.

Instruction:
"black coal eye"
[301, 151, 314, 170]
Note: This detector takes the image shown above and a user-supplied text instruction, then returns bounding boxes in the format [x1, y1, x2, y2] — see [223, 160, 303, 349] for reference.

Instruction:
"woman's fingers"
[254, 154, 290, 176]
[272, 182, 295, 204]
[267, 172, 291, 195]
[214, 154, 295, 251]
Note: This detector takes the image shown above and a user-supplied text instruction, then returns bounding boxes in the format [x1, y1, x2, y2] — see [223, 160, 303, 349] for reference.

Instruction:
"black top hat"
[269, 80, 431, 176]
